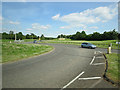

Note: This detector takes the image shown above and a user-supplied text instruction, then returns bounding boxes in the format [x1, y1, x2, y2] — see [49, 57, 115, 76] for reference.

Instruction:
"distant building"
[59, 38, 65, 40]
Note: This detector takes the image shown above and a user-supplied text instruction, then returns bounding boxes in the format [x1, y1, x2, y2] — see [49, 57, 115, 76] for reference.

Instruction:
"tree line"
[57, 29, 119, 40]
[2, 31, 38, 40]
[1, 29, 120, 40]
[1, 31, 55, 40]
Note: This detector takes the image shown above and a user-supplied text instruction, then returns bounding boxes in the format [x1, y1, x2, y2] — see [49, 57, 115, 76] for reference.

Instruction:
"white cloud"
[32, 23, 51, 30]
[60, 24, 86, 29]
[2, 28, 10, 33]
[52, 5, 117, 24]
[60, 26, 71, 29]
[3, 0, 27, 2]
[52, 14, 60, 20]
[26, 23, 51, 31]
[21, 0, 27, 2]
[89, 26, 98, 29]
[0, 16, 3, 20]
[9, 21, 20, 25]
[26, 28, 32, 31]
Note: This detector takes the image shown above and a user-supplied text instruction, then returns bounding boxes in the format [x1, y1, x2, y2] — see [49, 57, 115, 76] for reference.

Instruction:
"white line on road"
[90, 56, 95, 65]
[78, 77, 101, 80]
[92, 63, 105, 65]
[96, 57, 103, 58]
[90, 78, 102, 88]
[94, 51, 96, 54]
[61, 71, 85, 89]
[98, 51, 102, 53]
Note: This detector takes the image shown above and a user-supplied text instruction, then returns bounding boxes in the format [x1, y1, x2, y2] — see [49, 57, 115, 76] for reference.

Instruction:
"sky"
[2, 2, 118, 37]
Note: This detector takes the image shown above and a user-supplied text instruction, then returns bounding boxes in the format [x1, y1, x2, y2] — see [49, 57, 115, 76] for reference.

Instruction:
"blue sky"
[2, 2, 118, 37]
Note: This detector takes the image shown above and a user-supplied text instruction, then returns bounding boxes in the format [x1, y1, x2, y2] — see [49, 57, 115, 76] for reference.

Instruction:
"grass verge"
[105, 53, 120, 84]
[2, 40, 53, 63]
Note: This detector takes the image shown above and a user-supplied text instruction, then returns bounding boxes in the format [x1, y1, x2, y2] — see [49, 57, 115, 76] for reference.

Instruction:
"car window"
[82, 43, 88, 44]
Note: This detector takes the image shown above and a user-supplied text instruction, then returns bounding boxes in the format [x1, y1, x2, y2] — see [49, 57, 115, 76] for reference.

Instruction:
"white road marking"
[92, 63, 105, 65]
[90, 56, 95, 65]
[96, 57, 103, 59]
[98, 51, 102, 53]
[94, 51, 96, 54]
[78, 77, 101, 80]
[90, 78, 102, 88]
[61, 71, 85, 89]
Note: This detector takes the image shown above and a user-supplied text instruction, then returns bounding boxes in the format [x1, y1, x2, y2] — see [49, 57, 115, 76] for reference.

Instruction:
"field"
[39, 39, 119, 49]
[1, 39, 119, 63]
[2, 39, 53, 63]
[105, 53, 120, 84]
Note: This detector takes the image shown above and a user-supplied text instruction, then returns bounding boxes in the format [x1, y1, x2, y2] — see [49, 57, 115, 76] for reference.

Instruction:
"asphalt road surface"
[2, 44, 118, 89]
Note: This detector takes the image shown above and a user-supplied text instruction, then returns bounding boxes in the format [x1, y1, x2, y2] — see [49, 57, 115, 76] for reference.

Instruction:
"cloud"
[60, 24, 86, 29]
[89, 26, 98, 29]
[9, 21, 20, 25]
[60, 26, 71, 29]
[52, 14, 60, 20]
[21, 0, 27, 2]
[0, 16, 3, 20]
[26, 28, 32, 31]
[52, 5, 117, 24]
[32, 23, 51, 30]
[3, 0, 27, 2]
[26, 23, 51, 31]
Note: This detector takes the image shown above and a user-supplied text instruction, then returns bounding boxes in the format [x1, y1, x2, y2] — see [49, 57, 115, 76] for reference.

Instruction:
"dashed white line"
[90, 56, 95, 65]
[61, 71, 85, 89]
[92, 63, 105, 65]
[78, 77, 101, 80]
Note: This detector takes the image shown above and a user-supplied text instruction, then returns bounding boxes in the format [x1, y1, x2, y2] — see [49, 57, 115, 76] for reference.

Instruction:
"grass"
[105, 53, 120, 84]
[24, 39, 37, 42]
[39, 39, 119, 49]
[2, 39, 53, 63]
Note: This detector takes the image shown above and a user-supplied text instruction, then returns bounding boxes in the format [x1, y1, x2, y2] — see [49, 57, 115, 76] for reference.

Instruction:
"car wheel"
[89, 46, 92, 49]
[81, 45, 83, 48]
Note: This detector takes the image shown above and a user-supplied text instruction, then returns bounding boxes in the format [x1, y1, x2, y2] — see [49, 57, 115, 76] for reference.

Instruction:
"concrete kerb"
[103, 54, 119, 86]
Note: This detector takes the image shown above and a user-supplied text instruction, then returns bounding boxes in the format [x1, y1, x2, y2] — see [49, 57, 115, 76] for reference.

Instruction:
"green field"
[2, 39, 53, 63]
[39, 39, 119, 49]
[106, 53, 120, 84]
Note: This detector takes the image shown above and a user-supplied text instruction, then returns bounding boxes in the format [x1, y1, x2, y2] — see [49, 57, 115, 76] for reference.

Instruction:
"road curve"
[2, 44, 116, 88]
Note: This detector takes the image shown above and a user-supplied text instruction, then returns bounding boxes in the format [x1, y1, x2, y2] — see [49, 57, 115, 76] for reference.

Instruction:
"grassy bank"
[105, 53, 120, 84]
[2, 40, 53, 63]
[40, 39, 119, 49]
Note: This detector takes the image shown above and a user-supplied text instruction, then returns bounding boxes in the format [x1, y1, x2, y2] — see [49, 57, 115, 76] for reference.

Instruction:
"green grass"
[39, 39, 119, 49]
[2, 40, 53, 63]
[105, 53, 120, 83]
[24, 39, 37, 42]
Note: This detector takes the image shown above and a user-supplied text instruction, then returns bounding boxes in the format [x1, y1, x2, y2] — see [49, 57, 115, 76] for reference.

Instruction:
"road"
[2, 44, 118, 89]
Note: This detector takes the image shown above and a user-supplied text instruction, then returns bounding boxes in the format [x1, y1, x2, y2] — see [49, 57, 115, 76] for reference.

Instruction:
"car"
[81, 42, 96, 49]
[33, 40, 37, 43]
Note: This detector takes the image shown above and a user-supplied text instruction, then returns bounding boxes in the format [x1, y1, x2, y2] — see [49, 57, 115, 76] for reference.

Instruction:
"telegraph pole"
[15, 33, 16, 41]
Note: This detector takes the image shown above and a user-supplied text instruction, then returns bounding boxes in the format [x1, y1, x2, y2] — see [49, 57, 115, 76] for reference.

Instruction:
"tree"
[80, 31, 86, 40]
[41, 34, 45, 40]
[26, 34, 30, 39]
[9, 31, 14, 39]
[17, 32, 23, 40]
[91, 32, 101, 40]
[2, 32, 9, 39]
